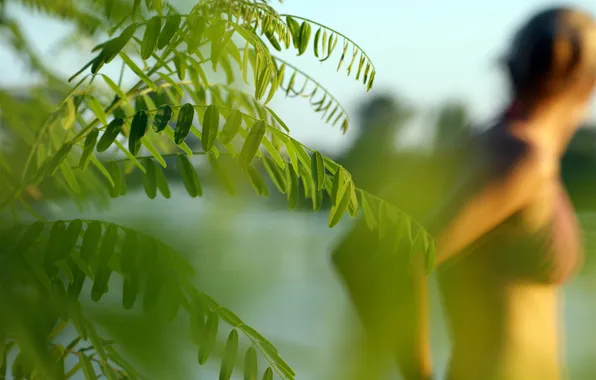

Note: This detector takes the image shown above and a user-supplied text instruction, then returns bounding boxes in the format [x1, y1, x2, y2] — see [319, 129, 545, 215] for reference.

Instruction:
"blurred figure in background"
[339, 93, 412, 195]
[432, 102, 471, 151]
[332, 6, 596, 380]
[562, 126, 596, 210]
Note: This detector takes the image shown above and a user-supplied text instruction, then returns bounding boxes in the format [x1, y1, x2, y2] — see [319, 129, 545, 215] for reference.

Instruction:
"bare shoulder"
[483, 127, 555, 182]
[512, 142, 557, 180]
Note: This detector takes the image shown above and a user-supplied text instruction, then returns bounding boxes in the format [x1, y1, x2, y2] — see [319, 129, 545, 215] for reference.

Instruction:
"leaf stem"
[278, 14, 376, 71]
[0, 21, 193, 210]
[267, 52, 349, 123]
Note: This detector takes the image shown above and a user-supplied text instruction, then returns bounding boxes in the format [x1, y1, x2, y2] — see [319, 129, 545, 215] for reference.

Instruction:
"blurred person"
[432, 102, 471, 151]
[332, 6, 596, 380]
[339, 93, 412, 195]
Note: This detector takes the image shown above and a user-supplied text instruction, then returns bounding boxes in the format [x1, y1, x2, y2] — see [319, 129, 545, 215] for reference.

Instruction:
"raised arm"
[332, 140, 550, 380]
[387, 144, 549, 379]
[430, 147, 552, 266]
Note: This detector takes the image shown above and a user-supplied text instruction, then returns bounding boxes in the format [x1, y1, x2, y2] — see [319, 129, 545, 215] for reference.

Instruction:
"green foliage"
[0, 219, 296, 379]
[0, 0, 434, 378]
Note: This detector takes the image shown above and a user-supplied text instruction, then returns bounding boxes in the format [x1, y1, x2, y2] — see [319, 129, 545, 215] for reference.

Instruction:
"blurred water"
[49, 187, 596, 379]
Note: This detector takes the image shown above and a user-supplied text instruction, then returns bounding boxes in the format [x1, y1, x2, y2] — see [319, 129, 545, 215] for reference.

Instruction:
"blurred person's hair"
[502, 6, 596, 98]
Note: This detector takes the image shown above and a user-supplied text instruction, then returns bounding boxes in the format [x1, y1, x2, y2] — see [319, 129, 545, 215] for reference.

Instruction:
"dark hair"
[503, 6, 596, 97]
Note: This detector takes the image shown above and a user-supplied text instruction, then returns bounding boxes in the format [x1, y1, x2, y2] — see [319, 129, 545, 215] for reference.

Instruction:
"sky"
[3, 0, 596, 153]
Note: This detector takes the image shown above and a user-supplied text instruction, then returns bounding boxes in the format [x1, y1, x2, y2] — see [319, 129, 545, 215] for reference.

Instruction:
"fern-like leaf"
[0, 219, 300, 379]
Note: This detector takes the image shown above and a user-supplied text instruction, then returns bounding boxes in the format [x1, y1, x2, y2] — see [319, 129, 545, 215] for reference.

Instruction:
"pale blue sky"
[3, 1, 596, 152]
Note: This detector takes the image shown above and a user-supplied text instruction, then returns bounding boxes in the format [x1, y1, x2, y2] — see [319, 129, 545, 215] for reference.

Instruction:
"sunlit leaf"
[328, 178, 352, 227]
[87, 96, 108, 126]
[255, 63, 271, 101]
[102, 23, 138, 63]
[80, 129, 99, 170]
[331, 166, 345, 206]
[313, 28, 321, 57]
[285, 71, 296, 97]
[220, 109, 242, 144]
[173, 52, 186, 80]
[287, 165, 299, 210]
[174, 104, 195, 144]
[97, 118, 124, 152]
[239, 120, 266, 167]
[265, 30, 282, 52]
[142, 158, 157, 199]
[190, 56, 211, 86]
[190, 295, 205, 345]
[187, 15, 206, 53]
[198, 311, 218, 365]
[129, 111, 148, 155]
[202, 105, 219, 152]
[262, 367, 273, 380]
[155, 164, 171, 198]
[208, 153, 235, 195]
[177, 155, 202, 197]
[312, 187, 323, 211]
[212, 29, 234, 71]
[163, 126, 193, 156]
[286, 16, 300, 48]
[367, 70, 376, 91]
[262, 156, 286, 193]
[217, 307, 243, 327]
[242, 42, 250, 84]
[244, 347, 258, 380]
[360, 193, 377, 230]
[265, 106, 291, 133]
[261, 138, 285, 169]
[341, 118, 349, 134]
[153, 104, 172, 132]
[91, 53, 105, 74]
[219, 329, 238, 380]
[311, 151, 325, 190]
[297, 21, 311, 56]
[363, 62, 371, 84]
[141, 17, 162, 59]
[46, 142, 73, 176]
[347, 181, 359, 217]
[157, 14, 180, 49]
[60, 161, 81, 194]
[246, 166, 267, 197]
[321, 29, 328, 59]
